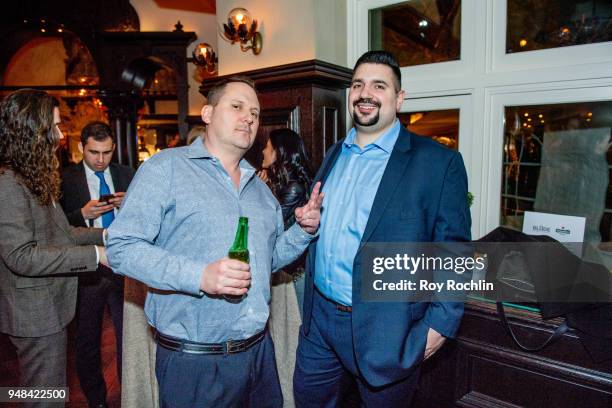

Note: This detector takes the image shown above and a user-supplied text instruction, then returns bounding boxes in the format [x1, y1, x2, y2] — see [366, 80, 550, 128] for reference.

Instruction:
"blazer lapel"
[316, 141, 343, 184]
[76, 163, 95, 227]
[359, 128, 414, 246]
[307, 140, 344, 265]
[76, 162, 92, 203]
[109, 163, 127, 192]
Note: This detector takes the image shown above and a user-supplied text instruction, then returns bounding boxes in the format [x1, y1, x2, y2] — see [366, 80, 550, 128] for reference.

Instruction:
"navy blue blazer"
[302, 126, 471, 387]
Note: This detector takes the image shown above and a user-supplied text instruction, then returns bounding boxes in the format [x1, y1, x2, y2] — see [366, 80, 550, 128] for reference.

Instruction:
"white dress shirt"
[83, 163, 117, 228]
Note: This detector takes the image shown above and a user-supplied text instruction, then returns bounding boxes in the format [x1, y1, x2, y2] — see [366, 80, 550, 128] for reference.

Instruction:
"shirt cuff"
[179, 258, 207, 296]
[290, 222, 318, 242]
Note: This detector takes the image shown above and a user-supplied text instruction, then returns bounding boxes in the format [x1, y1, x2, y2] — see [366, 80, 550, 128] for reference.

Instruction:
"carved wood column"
[98, 90, 142, 168]
[97, 31, 196, 140]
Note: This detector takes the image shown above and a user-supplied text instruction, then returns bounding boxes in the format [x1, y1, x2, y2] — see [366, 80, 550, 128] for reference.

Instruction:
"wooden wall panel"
[414, 302, 612, 408]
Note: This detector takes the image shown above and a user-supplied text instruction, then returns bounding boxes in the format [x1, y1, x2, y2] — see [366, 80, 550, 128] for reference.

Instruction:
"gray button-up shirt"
[106, 137, 314, 343]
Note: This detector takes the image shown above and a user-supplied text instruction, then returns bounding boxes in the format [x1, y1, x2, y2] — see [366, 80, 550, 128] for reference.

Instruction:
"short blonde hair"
[206, 76, 256, 107]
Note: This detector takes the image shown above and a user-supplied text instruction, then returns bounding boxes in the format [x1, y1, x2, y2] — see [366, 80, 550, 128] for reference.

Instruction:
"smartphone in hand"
[98, 194, 115, 204]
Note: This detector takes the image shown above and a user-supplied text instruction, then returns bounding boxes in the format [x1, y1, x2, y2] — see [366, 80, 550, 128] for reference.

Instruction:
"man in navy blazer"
[293, 51, 471, 407]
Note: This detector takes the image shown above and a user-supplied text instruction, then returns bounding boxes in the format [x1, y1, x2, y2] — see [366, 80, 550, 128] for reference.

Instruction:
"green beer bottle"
[225, 217, 249, 302]
[228, 217, 249, 262]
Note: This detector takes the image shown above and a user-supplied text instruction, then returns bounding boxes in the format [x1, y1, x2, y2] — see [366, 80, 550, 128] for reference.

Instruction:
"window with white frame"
[369, 0, 461, 67]
[501, 101, 612, 244]
[506, 0, 612, 54]
[348, 0, 612, 243]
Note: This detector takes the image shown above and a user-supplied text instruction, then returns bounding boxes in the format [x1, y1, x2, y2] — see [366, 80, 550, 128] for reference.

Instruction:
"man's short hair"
[81, 121, 114, 146]
[353, 51, 402, 91]
[206, 76, 256, 107]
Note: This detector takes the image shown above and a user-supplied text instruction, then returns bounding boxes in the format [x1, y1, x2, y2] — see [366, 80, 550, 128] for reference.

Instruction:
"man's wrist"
[294, 222, 318, 239]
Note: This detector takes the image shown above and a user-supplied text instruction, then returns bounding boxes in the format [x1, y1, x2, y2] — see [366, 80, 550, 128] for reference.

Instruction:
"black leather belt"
[155, 329, 266, 355]
[315, 287, 352, 313]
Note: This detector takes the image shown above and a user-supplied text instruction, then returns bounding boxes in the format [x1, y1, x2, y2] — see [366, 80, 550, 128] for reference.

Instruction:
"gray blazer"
[0, 169, 102, 337]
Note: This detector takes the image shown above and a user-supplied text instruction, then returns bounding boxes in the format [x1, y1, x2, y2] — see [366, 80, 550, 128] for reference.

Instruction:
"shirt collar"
[344, 119, 401, 154]
[186, 136, 213, 159]
[187, 134, 256, 173]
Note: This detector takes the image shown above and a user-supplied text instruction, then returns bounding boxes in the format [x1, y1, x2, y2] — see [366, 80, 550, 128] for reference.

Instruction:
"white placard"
[523, 211, 586, 256]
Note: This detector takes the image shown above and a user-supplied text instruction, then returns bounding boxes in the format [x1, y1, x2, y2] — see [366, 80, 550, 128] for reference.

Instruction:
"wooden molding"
[199, 59, 353, 96]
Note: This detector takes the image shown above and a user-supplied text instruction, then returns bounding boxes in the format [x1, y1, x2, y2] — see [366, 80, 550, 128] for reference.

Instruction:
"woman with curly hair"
[259, 128, 313, 406]
[0, 89, 107, 393]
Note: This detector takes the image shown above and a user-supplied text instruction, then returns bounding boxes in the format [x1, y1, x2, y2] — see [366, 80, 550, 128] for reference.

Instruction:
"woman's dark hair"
[0, 89, 61, 205]
[265, 128, 312, 196]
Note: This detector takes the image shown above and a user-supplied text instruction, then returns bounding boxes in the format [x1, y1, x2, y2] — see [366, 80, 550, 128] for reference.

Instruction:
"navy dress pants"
[294, 290, 422, 408]
[155, 331, 283, 408]
[75, 273, 123, 407]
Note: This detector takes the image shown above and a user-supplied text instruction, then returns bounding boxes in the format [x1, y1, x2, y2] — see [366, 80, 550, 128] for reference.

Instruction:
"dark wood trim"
[414, 299, 612, 408]
[0, 85, 98, 91]
[460, 300, 606, 370]
[99, 31, 197, 45]
[260, 106, 301, 133]
[199, 59, 353, 95]
[456, 391, 521, 408]
[141, 114, 180, 121]
[186, 115, 203, 125]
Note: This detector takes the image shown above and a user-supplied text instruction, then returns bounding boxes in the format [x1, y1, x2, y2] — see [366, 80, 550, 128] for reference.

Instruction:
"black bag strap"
[497, 302, 568, 352]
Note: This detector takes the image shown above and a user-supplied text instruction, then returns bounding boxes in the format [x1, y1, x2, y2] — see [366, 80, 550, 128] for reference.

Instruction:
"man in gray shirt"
[106, 76, 323, 407]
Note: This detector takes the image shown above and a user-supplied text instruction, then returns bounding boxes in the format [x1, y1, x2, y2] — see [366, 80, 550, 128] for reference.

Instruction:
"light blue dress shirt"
[315, 120, 401, 306]
[106, 137, 314, 343]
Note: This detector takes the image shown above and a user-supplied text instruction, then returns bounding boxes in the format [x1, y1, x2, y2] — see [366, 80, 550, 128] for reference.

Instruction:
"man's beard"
[353, 111, 380, 127]
[352, 98, 380, 127]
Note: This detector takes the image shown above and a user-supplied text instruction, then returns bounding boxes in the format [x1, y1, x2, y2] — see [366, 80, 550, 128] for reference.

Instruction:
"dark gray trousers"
[9, 328, 67, 407]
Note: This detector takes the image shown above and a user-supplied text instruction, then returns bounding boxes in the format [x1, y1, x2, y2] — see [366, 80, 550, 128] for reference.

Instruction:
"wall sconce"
[191, 42, 218, 74]
[222, 7, 262, 55]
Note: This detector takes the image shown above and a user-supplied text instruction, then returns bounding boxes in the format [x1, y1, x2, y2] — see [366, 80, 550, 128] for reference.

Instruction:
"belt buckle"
[225, 339, 234, 355]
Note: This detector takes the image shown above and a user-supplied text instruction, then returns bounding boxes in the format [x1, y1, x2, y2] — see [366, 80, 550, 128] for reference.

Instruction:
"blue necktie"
[95, 171, 115, 228]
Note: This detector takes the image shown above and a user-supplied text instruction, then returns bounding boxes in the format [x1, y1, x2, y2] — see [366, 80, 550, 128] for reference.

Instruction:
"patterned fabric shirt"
[107, 137, 314, 342]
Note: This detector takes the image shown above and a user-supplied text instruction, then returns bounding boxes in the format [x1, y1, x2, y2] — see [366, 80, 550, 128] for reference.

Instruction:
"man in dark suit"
[60, 122, 134, 408]
[293, 51, 472, 407]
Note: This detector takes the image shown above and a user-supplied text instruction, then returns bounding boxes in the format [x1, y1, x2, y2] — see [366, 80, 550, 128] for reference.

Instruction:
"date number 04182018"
[0, 387, 68, 402]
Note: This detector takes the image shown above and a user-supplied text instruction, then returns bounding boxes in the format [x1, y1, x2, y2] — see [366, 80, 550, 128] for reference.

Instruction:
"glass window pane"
[398, 109, 459, 149]
[501, 101, 612, 247]
[507, 0, 612, 53]
[369, 1, 461, 67]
